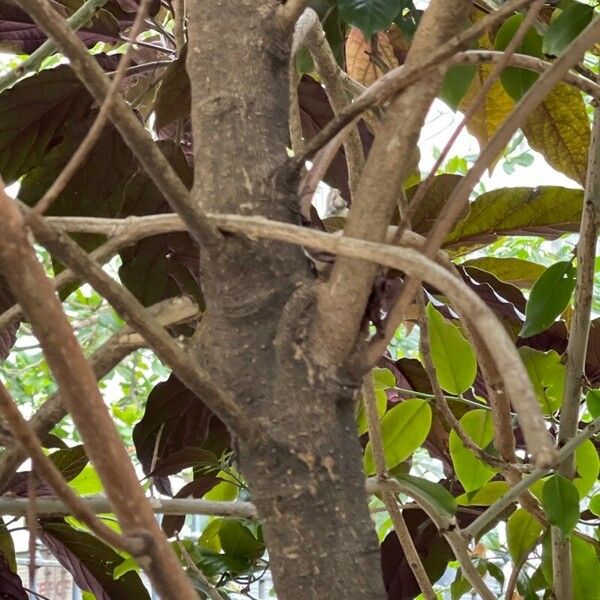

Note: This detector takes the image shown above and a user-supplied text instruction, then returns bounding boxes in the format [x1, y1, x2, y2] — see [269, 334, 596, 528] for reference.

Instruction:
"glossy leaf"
[521, 261, 576, 337]
[338, 0, 401, 38]
[589, 493, 600, 517]
[542, 474, 580, 536]
[426, 303, 477, 395]
[456, 481, 509, 506]
[439, 65, 477, 111]
[574, 439, 599, 498]
[395, 473, 457, 516]
[363, 398, 432, 474]
[571, 536, 600, 600]
[518, 348, 565, 414]
[586, 389, 600, 418]
[507, 508, 542, 563]
[218, 519, 264, 561]
[523, 83, 590, 186]
[449, 409, 496, 492]
[461, 257, 545, 288]
[543, 2, 595, 57]
[494, 14, 543, 101]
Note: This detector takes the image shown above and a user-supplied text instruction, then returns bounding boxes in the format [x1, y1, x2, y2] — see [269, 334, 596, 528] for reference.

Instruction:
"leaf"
[395, 474, 457, 516]
[0, 518, 16, 572]
[218, 519, 264, 560]
[439, 64, 477, 111]
[523, 83, 590, 186]
[148, 447, 219, 478]
[449, 409, 496, 493]
[494, 14, 543, 101]
[461, 257, 545, 288]
[363, 398, 432, 475]
[543, 2, 595, 57]
[574, 439, 599, 498]
[0, 553, 26, 600]
[154, 49, 190, 129]
[445, 186, 583, 250]
[518, 348, 565, 414]
[338, 0, 401, 38]
[586, 389, 600, 418]
[507, 508, 543, 563]
[520, 261, 576, 338]
[571, 536, 600, 600]
[589, 493, 600, 517]
[40, 520, 150, 600]
[542, 474, 580, 536]
[68, 465, 103, 496]
[0, 65, 92, 184]
[345, 28, 399, 86]
[426, 303, 477, 395]
[49, 445, 88, 482]
[381, 508, 454, 600]
[372, 367, 396, 389]
[456, 481, 509, 506]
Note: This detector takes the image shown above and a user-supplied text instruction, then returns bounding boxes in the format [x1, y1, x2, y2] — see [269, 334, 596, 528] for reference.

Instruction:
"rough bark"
[186, 1, 386, 598]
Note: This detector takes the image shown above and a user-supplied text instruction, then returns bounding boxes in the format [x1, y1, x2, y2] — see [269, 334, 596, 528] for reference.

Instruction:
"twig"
[172, 0, 186, 54]
[0, 381, 147, 556]
[26, 472, 37, 589]
[22, 207, 264, 444]
[177, 540, 227, 600]
[362, 373, 437, 600]
[33, 0, 152, 215]
[0, 296, 199, 490]
[466, 416, 600, 539]
[506, 555, 528, 600]
[276, 0, 310, 32]
[19, 0, 222, 248]
[300, 9, 364, 194]
[0, 184, 197, 599]
[0, 0, 109, 93]
[551, 81, 600, 600]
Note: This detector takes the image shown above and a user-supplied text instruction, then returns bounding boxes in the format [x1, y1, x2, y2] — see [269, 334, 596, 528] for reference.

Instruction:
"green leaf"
[574, 439, 599, 498]
[218, 519, 264, 560]
[356, 388, 388, 436]
[494, 14, 543, 101]
[589, 494, 600, 517]
[507, 508, 543, 563]
[113, 556, 140, 580]
[449, 410, 497, 492]
[395, 474, 457, 516]
[426, 303, 477, 395]
[49, 445, 88, 482]
[439, 65, 477, 111]
[585, 389, 600, 418]
[338, 0, 401, 38]
[68, 465, 103, 496]
[445, 186, 583, 251]
[543, 2, 595, 56]
[461, 257, 545, 288]
[518, 348, 565, 414]
[372, 367, 395, 389]
[363, 399, 432, 475]
[520, 261, 576, 337]
[456, 481, 509, 506]
[542, 474, 580, 536]
[571, 536, 600, 600]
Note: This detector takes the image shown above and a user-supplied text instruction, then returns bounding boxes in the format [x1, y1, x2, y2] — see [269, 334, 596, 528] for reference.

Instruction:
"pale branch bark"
[0, 296, 199, 490]
[172, 0, 186, 54]
[551, 89, 600, 600]
[465, 416, 600, 539]
[366, 15, 600, 374]
[276, 0, 311, 32]
[0, 0, 109, 93]
[0, 380, 147, 556]
[22, 208, 263, 445]
[295, 0, 539, 164]
[176, 540, 227, 600]
[399, 0, 545, 239]
[0, 186, 196, 599]
[299, 9, 364, 194]
[19, 0, 222, 248]
[310, 0, 471, 369]
[33, 0, 152, 215]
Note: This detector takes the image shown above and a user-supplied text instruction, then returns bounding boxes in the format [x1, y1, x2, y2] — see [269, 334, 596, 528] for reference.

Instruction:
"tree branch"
[0, 184, 197, 599]
[551, 85, 600, 600]
[0, 296, 199, 490]
[19, 0, 222, 248]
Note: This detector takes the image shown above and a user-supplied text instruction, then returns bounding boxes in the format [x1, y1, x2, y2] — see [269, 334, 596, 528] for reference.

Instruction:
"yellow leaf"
[345, 28, 399, 87]
[458, 62, 515, 163]
[523, 83, 590, 185]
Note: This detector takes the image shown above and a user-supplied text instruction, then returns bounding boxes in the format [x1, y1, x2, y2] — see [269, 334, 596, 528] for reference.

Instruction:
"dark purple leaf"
[0, 553, 27, 600]
[148, 447, 219, 478]
[1, 472, 54, 498]
[40, 520, 150, 600]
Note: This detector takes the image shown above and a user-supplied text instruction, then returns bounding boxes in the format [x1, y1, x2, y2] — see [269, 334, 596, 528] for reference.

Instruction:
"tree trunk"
[186, 1, 387, 597]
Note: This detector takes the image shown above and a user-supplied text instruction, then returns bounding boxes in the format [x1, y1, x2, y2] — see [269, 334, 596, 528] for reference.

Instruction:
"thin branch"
[177, 540, 227, 600]
[0, 381, 146, 556]
[466, 416, 600, 539]
[551, 84, 600, 600]
[362, 373, 437, 600]
[172, 0, 186, 54]
[22, 207, 264, 444]
[366, 15, 600, 371]
[19, 0, 222, 248]
[0, 296, 199, 490]
[276, 0, 310, 32]
[0, 0, 109, 93]
[33, 0, 152, 215]
[300, 9, 364, 194]
[0, 185, 197, 599]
